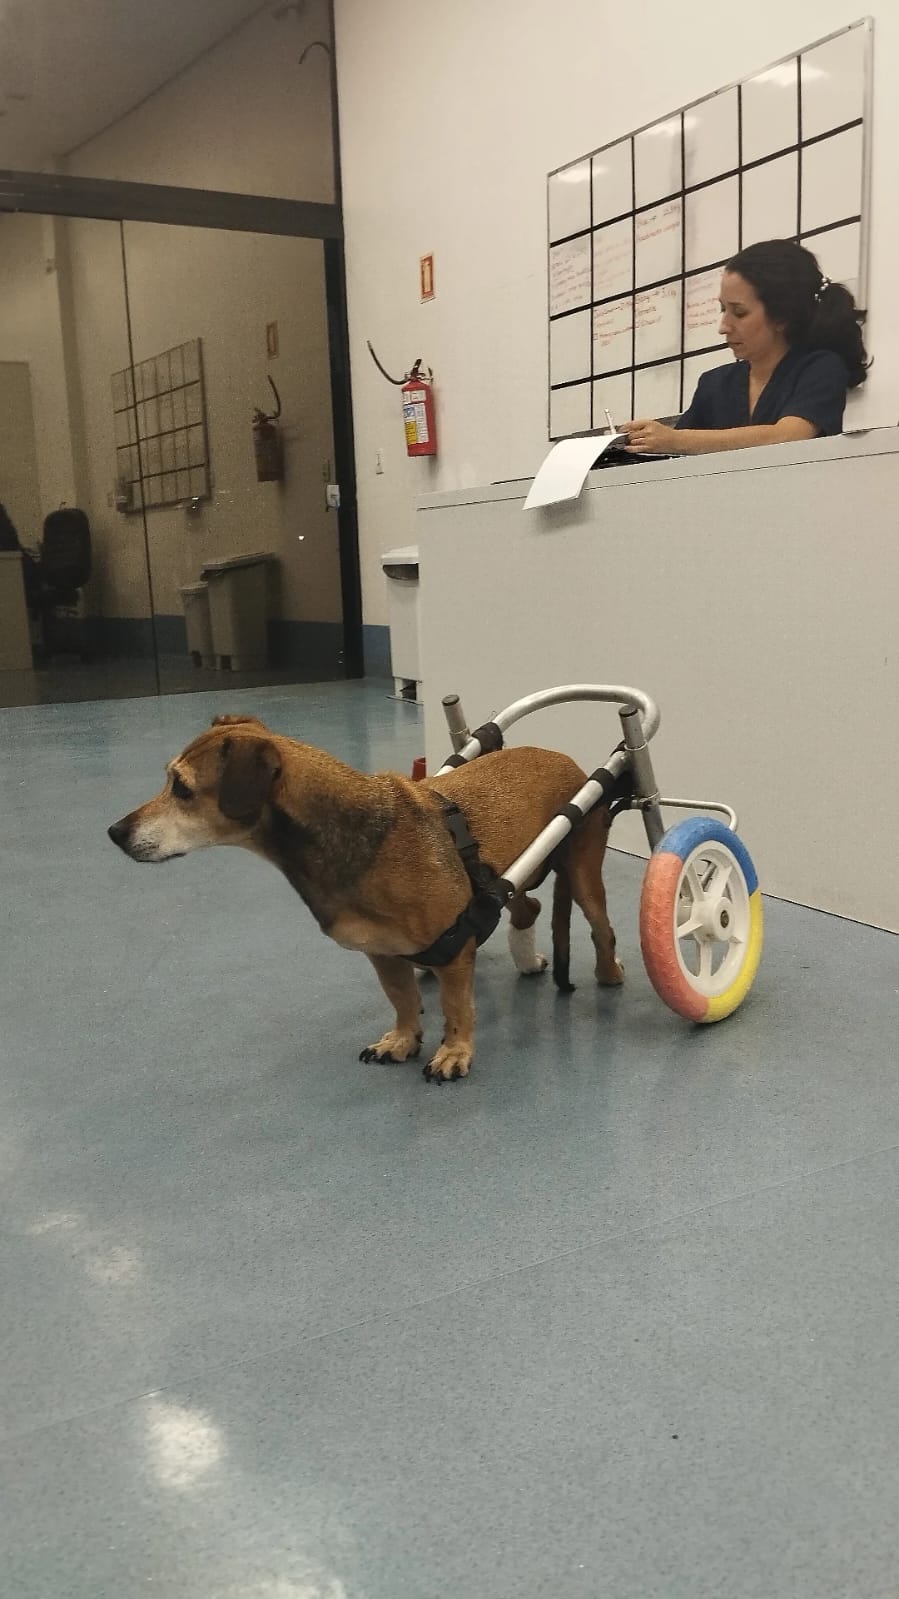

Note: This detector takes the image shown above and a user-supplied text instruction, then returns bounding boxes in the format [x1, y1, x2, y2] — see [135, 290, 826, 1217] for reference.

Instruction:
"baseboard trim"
[87, 615, 393, 681]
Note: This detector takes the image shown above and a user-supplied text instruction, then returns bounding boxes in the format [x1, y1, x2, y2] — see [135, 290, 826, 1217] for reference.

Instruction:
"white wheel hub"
[674, 841, 752, 996]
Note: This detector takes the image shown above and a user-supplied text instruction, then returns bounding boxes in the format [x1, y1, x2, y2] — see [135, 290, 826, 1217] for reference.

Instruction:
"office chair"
[36, 508, 93, 659]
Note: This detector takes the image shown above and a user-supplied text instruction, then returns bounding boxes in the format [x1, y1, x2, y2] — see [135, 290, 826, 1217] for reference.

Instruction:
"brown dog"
[108, 714, 622, 1081]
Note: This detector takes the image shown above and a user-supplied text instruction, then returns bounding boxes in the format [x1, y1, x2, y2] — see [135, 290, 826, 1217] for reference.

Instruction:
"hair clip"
[815, 275, 832, 303]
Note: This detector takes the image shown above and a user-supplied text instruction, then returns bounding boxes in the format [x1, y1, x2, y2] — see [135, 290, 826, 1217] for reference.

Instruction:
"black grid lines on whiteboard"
[112, 337, 211, 512]
[546, 17, 872, 441]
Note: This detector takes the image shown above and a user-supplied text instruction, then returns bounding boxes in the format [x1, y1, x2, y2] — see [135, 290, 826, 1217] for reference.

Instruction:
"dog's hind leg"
[567, 814, 624, 987]
[507, 891, 548, 976]
[360, 955, 424, 1064]
[423, 942, 477, 1082]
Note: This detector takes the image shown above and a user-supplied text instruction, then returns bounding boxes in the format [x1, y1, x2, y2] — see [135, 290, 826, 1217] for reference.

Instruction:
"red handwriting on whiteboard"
[550, 236, 592, 316]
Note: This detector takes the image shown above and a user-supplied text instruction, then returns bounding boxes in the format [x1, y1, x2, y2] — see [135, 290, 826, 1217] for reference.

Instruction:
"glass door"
[0, 212, 159, 706]
[121, 221, 344, 696]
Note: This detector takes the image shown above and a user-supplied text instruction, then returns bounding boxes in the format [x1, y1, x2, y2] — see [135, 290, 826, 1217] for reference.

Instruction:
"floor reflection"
[0, 656, 345, 707]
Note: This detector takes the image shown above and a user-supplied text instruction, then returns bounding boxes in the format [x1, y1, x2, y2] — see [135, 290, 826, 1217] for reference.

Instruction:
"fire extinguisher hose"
[366, 342, 405, 385]
[367, 343, 431, 386]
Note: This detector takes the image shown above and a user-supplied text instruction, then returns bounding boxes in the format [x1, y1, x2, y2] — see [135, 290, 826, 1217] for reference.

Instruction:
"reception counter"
[415, 430, 899, 931]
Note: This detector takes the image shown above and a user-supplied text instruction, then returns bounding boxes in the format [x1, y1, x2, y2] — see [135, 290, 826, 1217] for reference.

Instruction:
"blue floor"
[2, 679, 898, 1598]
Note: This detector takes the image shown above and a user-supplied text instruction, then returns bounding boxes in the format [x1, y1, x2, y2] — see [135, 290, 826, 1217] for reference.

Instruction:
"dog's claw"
[360, 1031, 422, 1065]
[423, 1046, 472, 1083]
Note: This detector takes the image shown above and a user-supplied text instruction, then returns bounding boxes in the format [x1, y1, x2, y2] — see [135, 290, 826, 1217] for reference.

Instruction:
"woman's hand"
[622, 418, 680, 454]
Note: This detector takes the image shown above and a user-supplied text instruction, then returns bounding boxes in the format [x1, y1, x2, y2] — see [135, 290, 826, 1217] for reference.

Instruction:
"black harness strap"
[405, 757, 637, 968]
[439, 800, 495, 892]
[404, 795, 511, 967]
[436, 719, 505, 773]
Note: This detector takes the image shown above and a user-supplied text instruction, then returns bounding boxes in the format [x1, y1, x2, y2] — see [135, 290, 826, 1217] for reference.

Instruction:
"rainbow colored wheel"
[639, 817, 763, 1023]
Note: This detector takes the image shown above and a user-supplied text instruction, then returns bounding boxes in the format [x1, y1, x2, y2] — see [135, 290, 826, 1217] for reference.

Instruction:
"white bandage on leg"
[508, 922, 548, 974]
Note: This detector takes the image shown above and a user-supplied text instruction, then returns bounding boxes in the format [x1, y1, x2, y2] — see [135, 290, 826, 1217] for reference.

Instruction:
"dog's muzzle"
[107, 817, 179, 862]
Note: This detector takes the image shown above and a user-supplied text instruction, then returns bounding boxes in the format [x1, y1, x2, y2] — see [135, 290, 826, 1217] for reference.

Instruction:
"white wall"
[0, 362, 43, 544]
[65, 1, 335, 202]
[0, 213, 79, 522]
[334, 1, 899, 627]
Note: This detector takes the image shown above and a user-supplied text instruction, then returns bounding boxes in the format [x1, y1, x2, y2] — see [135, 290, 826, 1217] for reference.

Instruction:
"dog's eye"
[171, 773, 194, 801]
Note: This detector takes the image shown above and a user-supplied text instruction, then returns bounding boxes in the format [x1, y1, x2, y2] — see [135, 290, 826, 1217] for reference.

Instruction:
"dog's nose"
[108, 819, 130, 849]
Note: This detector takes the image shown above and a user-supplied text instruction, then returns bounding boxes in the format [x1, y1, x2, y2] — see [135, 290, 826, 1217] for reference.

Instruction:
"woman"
[624, 238, 868, 455]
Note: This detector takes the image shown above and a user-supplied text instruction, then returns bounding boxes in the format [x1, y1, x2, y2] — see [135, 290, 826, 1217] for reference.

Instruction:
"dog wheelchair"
[436, 684, 762, 1023]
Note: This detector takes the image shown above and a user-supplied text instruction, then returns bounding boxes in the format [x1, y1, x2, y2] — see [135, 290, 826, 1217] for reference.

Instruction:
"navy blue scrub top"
[676, 347, 849, 436]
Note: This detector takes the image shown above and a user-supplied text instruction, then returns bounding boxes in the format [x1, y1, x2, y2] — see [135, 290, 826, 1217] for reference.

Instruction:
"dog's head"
[108, 715, 282, 863]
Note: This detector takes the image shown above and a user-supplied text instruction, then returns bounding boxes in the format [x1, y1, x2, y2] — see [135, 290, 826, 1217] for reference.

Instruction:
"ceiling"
[0, 0, 280, 170]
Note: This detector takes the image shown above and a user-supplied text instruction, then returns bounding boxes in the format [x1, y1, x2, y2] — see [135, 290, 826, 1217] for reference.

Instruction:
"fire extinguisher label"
[403, 393, 429, 445]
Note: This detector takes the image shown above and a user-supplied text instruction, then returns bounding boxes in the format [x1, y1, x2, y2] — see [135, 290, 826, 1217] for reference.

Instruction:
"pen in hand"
[604, 407, 630, 444]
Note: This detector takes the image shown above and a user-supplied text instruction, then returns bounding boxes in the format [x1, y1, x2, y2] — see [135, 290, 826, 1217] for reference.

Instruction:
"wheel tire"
[639, 817, 763, 1023]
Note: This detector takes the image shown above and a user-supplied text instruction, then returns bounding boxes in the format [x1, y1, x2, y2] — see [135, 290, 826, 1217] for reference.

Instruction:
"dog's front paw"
[423, 1042, 473, 1083]
[359, 1029, 422, 1065]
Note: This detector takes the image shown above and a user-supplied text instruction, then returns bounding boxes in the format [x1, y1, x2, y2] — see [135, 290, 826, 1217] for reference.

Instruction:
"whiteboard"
[684, 88, 739, 187]
[547, 17, 873, 437]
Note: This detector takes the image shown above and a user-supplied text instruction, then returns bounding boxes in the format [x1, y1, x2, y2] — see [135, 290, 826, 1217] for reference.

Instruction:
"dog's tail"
[552, 868, 575, 993]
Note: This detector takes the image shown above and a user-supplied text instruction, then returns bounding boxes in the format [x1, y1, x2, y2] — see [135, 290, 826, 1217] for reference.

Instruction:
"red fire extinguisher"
[252, 376, 284, 482]
[368, 344, 438, 458]
[401, 360, 437, 458]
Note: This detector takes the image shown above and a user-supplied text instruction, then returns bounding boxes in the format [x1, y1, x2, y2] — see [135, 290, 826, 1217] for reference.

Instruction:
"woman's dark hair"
[725, 238, 869, 387]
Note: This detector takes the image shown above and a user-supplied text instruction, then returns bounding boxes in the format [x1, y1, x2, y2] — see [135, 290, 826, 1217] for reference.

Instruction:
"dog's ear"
[212, 713, 269, 731]
[218, 736, 281, 822]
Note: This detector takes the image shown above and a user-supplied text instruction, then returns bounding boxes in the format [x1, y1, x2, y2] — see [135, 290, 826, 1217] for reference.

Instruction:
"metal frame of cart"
[437, 684, 763, 1023]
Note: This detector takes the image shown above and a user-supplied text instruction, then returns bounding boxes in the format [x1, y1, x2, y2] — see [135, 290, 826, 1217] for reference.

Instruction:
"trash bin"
[201, 553, 276, 671]
[179, 581, 214, 669]
[381, 544, 421, 702]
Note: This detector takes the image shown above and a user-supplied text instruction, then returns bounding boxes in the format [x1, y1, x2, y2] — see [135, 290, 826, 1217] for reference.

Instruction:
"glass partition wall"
[0, 213, 158, 704]
[0, 202, 351, 708]
[122, 221, 344, 697]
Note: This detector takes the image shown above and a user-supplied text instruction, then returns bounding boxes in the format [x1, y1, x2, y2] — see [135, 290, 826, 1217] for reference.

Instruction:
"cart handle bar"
[437, 684, 660, 773]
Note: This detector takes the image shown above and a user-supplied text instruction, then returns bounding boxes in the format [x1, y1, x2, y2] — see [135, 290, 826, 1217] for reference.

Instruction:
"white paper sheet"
[523, 433, 627, 509]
